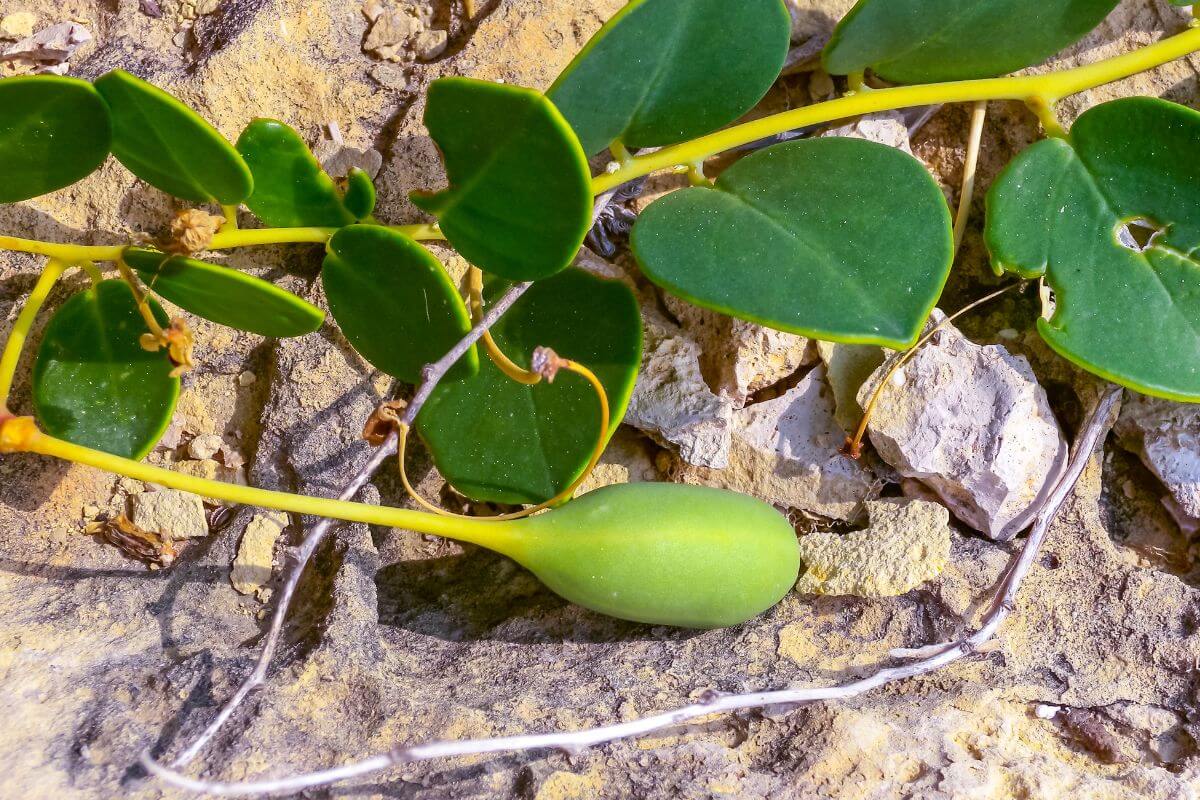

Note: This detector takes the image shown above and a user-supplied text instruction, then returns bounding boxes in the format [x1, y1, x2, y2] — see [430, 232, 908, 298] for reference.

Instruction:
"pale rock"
[237, 370, 257, 387]
[187, 433, 223, 461]
[175, 459, 247, 491]
[858, 312, 1067, 540]
[0, 21, 91, 74]
[129, 489, 208, 540]
[0, 12, 36, 40]
[1115, 394, 1200, 528]
[413, 29, 447, 61]
[575, 428, 660, 496]
[817, 341, 885, 434]
[823, 110, 914, 154]
[673, 364, 877, 520]
[624, 302, 733, 468]
[364, 8, 421, 61]
[796, 499, 951, 597]
[320, 146, 383, 180]
[663, 295, 814, 407]
[231, 513, 287, 597]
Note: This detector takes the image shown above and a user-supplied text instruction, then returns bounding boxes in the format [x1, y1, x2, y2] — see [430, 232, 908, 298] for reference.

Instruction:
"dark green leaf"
[323, 225, 476, 383]
[236, 118, 356, 227]
[33, 280, 179, 460]
[123, 247, 325, 338]
[0, 75, 111, 203]
[411, 78, 592, 281]
[417, 268, 641, 504]
[985, 97, 1200, 402]
[548, 0, 790, 155]
[632, 137, 953, 348]
[823, 0, 1119, 83]
[94, 69, 252, 204]
[341, 167, 376, 221]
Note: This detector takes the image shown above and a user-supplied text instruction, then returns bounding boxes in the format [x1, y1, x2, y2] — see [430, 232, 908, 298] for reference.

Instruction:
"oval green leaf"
[323, 225, 476, 384]
[123, 247, 325, 338]
[236, 118, 356, 227]
[94, 69, 252, 204]
[631, 137, 953, 348]
[417, 267, 641, 504]
[548, 0, 790, 156]
[985, 97, 1200, 402]
[341, 167, 376, 221]
[411, 78, 592, 281]
[0, 75, 111, 203]
[823, 0, 1119, 83]
[33, 280, 179, 460]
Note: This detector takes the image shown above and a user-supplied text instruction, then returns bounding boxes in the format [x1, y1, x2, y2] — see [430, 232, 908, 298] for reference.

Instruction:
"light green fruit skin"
[503, 483, 800, 629]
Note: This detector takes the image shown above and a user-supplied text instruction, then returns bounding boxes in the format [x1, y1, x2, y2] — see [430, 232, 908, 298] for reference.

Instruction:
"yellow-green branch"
[592, 25, 1200, 194]
[0, 224, 445, 264]
[0, 415, 517, 550]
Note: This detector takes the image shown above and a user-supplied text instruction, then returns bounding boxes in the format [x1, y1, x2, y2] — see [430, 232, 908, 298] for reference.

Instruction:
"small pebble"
[237, 370, 257, 387]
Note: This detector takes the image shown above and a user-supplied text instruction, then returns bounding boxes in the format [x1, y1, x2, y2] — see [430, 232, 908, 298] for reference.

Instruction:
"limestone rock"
[364, 8, 422, 61]
[1116, 393, 1200, 530]
[186, 433, 223, 461]
[817, 341, 885, 434]
[624, 301, 733, 468]
[858, 313, 1067, 540]
[128, 489, 208, 540]
[230, 512, 287, 597]
[0, 12, 36, 40]
[674, 365, 878, 520]
[796, 499, 951, 597]
[664, 295, 815, 407]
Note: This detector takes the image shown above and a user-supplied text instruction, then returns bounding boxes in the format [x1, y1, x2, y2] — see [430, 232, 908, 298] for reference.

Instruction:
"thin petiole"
[0, 258, 67, 408]
[952, 100, 988, 253]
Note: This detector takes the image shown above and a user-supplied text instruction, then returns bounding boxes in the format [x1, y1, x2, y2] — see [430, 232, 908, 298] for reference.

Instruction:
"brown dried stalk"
[144, 384, 1121, 796]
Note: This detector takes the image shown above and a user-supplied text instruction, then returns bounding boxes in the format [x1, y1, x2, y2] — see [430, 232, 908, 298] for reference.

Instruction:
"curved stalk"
[593, 26, 1200, 193]
[0, 258, 67, 408]
[0, 416, 520, 553]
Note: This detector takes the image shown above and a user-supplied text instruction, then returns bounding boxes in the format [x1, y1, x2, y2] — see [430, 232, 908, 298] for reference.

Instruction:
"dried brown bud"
[168, 208, 224, 254]
[531, 346, 566, 383]
[362, 399, 408, 446]
[163, 317, 195, 377]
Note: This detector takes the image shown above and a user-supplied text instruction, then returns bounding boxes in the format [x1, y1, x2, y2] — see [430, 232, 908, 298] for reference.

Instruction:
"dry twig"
[145, 384, 1122, 796]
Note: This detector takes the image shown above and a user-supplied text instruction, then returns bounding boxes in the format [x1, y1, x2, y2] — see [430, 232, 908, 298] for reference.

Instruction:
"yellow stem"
[0, 259, 67, 408]
[0, 416, 519, 552]
[115, 257, 166, 339]
[468, 266, 541, 384]
[79, 260, 104, 285]
[0, 236, 125, 263]
[396, 357, 610, 519]
[220, 205, 239, 232]
[952, 100, 988, 253]
[1025, 95, 1067, 138]
[592, 26, 1200, 194]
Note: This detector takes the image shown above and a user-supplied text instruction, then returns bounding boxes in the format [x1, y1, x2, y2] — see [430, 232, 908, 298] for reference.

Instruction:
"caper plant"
[1, 0, 1199, 790]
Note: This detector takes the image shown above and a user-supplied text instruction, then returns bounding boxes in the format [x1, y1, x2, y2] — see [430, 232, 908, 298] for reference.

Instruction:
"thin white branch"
[162, 192, 616, 769]
[167, 279, 533, 768]
[145, 385, 1122, 797]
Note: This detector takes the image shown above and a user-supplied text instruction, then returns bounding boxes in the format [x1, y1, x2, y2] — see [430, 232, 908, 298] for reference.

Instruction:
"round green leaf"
[0, 75, 111, 203]
[632, 137, 953, 348]
[33, 280, 179, 460]
[94, 69, 252, 204]
[236, 118, 355, 227]
[417, 268, 641, 505]
[341, 167, 376, 221]
[123, 247, 325, 338]
[985, 97, 1200, 402]
[823, 0, 1119, 83]
[411, 78, 592, 281]
[323, 225, 476, 384]
[547, 0, 790, 156]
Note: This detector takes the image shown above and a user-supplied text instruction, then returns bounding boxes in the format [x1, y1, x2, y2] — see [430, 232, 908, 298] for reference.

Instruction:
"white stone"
[858, 312, 1066, 541]
[624, 303, 733, 468]
[129, 489, 208, 540]
[187, 433, 223, 461]
[231, 513, 287, 597]
[1116, 394, 1200, 527]
[0, 12, 36, 39]
[673, 365, 877, 520]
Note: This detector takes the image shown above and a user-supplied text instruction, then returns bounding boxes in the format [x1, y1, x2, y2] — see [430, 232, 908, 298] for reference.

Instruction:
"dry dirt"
[2, 0, 1200, 798]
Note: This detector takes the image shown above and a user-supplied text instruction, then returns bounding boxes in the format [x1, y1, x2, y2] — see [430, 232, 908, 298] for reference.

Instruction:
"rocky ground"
[2, 0, 1200, 797]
